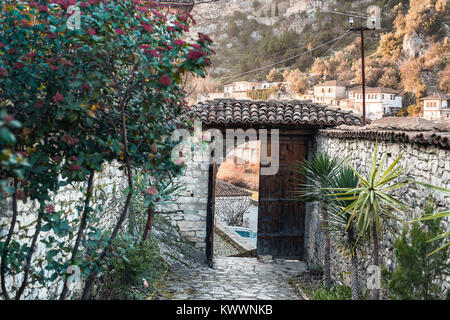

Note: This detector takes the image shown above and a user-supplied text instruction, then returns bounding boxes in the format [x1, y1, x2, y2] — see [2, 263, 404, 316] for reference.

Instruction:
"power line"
[319, 8, 369, 19]
[218, 31, 351, 82]
[318, 31, 348, 58]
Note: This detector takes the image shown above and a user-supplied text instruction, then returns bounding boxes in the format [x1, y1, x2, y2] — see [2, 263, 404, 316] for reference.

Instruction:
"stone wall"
[0, 162, 127, 300]
[306, 133, 450, 296]
[157, 157, 210, 252]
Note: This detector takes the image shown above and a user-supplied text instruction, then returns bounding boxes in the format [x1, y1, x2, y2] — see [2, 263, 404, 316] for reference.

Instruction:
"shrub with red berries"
[0, 0, 213, 300]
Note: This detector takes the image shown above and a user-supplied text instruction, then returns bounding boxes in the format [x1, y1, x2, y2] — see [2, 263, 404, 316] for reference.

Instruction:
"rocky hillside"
[188, 0, 449, 115]
[188, 0, 404, 81]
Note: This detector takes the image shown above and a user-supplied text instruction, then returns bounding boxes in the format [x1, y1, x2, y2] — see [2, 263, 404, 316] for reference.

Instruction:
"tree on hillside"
[266, 68, 283, 82]
[400, 57, 427, 99]
[378, 67, 401, 89]
[439, 64, 450, 92]
[378, 33, 404, 63]
[283, 69, 309, 94]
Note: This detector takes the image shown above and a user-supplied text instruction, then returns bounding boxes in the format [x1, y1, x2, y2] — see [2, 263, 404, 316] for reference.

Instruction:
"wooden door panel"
[258, 137, 308, 259]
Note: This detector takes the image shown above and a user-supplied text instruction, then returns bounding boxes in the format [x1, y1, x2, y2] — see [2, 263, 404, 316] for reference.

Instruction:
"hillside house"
[223, 81, 281, 99]
[313, 80, 347, 106]
[422, 93, 450, 120]
[285, 0, 325, 16]
[347, 86, 402, 120]
[298, 89, 314, 102]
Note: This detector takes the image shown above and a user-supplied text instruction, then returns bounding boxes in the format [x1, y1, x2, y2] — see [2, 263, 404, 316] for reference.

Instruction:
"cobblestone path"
[157, 257, 307, 300]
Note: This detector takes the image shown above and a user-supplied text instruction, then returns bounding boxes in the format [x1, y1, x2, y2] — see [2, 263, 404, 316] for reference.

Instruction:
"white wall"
[0, 162, 127, 300]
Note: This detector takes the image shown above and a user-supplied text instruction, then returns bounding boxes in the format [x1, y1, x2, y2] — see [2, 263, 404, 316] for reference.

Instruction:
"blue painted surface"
[231, 227, 257, 246]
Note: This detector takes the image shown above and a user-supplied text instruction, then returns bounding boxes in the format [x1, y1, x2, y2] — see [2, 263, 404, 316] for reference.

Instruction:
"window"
[382, 94, 384, 99]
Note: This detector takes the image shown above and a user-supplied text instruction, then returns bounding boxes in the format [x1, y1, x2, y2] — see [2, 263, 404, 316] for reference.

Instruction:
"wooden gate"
[257, 133, 308, 259]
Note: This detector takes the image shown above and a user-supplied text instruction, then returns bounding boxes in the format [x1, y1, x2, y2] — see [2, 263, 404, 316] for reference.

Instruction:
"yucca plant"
[325, 165, 366, 300]
[410, 181, 450, 255]
[329, 143, 411, 300]
[293, 152, 342, 288]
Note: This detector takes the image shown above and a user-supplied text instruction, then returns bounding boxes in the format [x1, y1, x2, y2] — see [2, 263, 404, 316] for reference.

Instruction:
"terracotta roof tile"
[215, 179, 252, 197]
[314, 80, 348, 87]
[192, 99, 362, 127]
[320, 118, 450, 149]
[422, 93, 449, 100]
[347, 86, 399, 94]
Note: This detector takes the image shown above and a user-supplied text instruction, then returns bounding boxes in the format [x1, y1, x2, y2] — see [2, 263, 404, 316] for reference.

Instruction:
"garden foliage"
[0, 0, 213, 300]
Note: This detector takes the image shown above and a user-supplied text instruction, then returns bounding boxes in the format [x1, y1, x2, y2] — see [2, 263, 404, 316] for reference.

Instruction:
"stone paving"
[213, 232, 244, 257]
[156, 257, 307, 300]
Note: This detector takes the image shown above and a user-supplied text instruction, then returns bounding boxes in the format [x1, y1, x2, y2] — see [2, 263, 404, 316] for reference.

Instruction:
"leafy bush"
[381, 199, 450, 300]
[307, 264, 323, 278]
[100, 235, 168, 300]
[312, 284, 352, 300]
[0, 0, 212, 300]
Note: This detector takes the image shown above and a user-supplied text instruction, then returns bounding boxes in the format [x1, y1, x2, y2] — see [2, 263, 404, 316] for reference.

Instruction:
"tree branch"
[0, 177, 19, 300]
[59, 171, 95, 300]
[14, 203, 43, 300]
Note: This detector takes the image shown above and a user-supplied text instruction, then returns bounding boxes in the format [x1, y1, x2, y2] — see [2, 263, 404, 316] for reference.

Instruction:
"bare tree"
[215, 196, 250, 226]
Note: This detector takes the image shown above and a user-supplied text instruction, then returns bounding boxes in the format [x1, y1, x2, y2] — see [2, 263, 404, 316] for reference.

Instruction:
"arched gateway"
[162, 99, 361, 265]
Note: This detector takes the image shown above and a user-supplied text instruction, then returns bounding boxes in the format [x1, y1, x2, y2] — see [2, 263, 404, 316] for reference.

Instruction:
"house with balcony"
[422, 93, 450, 120]
[346, 86, 402, 120]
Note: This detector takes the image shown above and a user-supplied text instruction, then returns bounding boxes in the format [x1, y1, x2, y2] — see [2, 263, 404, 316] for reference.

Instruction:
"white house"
[313, 80, 347, 106]
[223, 81, 281, 100]
[298, 89, 314, 102]
[347, 86, 402, 120]
[422, 93, 450, 120]
[284, 0, 325, 16]
[223, 81, 263, 94]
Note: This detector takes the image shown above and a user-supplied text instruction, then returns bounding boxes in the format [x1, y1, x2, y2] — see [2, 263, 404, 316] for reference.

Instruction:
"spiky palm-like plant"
[325, 166, 366, 300]
[330, 143, 411, 300]
[294, 152, 342, 289]
[411, 181, 450, 255]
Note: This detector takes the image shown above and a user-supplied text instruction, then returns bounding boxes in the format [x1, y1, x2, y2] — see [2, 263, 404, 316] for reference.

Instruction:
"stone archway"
[159, 99, 362, 264]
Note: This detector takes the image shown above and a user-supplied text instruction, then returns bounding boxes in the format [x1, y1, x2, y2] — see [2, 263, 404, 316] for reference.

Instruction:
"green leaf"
[0, 128, 16, 145]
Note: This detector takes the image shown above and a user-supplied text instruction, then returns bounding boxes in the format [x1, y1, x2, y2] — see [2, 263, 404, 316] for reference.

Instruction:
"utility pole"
[349, 16, 377, 126]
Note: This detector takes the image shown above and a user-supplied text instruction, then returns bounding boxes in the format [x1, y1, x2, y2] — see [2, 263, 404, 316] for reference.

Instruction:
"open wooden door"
[205, 163, 216, 266]
[257, 133, 308, 259]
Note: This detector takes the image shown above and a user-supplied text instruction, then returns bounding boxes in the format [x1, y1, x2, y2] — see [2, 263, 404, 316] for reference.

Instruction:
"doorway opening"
[213, 140, 260, 258]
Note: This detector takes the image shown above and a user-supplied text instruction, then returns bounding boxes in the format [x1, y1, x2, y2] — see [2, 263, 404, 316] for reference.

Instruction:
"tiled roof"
[215, 179, 252, 197]
[192, 99, 362, 127]
[422, 93, 449, 100]
[314, 80, 348, 87]
[320, 117, 450, 149]
[347, 86, 399, 94]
